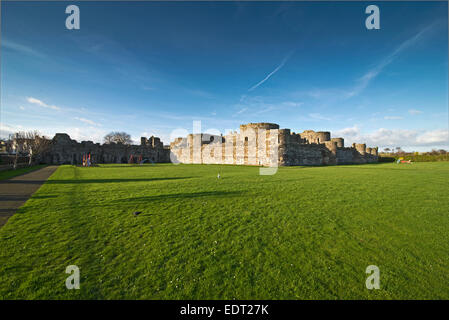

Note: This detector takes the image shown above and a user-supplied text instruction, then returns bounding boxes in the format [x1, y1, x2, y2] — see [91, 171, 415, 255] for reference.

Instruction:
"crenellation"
[170, 123, 378, 166]
[45, 122, 377, 166]
[43, 134, 170, 165]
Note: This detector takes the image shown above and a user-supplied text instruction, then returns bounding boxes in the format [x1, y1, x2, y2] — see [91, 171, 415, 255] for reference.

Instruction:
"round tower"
[315, 131, 331, 143]
[355, 143, 366, 155]
[331, 138, 344, 148]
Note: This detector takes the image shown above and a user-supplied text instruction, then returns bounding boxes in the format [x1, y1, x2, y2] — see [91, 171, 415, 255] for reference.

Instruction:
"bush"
[378, 156, 396, 163]
[395, 154, 449, 162]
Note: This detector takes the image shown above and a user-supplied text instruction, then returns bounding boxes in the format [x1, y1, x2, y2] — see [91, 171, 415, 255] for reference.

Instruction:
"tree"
[10, 131, 51, 168]
[103, 132, 132, 145]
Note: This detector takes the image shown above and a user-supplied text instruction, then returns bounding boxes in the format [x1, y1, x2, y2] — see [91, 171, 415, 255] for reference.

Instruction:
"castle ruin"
[43, 133, 170, 165]
[41, 122, 377, 166]
[170, 123, 378, 166]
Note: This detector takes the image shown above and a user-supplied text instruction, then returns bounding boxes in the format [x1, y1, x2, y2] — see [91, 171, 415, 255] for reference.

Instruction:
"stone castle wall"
[43, 133, 170, 165]
[42, 122, 378, 166]
[170, 122, 378, 166]
[170, 123, 281, 166]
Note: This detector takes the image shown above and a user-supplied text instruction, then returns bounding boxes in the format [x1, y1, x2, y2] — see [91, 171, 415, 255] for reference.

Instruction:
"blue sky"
[1, 1, 448, 151]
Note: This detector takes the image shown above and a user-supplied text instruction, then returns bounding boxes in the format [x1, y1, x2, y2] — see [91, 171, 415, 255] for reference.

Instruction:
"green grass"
[1, 162, 448, 299]
[0, 165, 47, 181]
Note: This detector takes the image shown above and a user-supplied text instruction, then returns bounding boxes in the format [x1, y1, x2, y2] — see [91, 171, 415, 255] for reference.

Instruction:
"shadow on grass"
[0, 177, 194, 185]
[96, 165, 156, 168]
[41, 177, 196, 184]
[114, 190, 243, 203]
[0, 180, 48, 185]
[31, 195, 59, 199]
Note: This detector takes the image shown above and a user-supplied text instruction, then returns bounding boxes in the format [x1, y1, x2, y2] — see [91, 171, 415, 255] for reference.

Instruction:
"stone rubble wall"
[170, 123, 378, 166]
[42, 133, 170, 165]
[44, 123, 379, 166]
[170, 125, 280, 166]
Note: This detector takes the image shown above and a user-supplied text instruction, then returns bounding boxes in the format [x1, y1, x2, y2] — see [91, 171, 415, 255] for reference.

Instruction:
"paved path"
[0, 166, 59, 227]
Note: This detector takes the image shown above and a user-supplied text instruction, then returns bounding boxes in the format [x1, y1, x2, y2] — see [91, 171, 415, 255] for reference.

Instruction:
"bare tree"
[10, 131, 51, 168]
[103, 132, 132, 145]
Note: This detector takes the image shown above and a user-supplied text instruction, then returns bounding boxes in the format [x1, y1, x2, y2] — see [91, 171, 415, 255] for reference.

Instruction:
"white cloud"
[336, 125, 360, 137]
[3, 39, 46, 58]
[185, 89, 215, 99]
[26, 97, 60, 110]
[384, 116, 403, 120]
[282, 101, 303, 108]
[334, 126, 449, 150]
[234, 95, 303, 117]
[416, 129, 449, 145]
[348, 23, 437, 98]
[408, 109, 423, 115]
[308, 113, 332, 121]
[234, 107, 248, 116]
[74, 117, 101, 127]
[64, 127, 107, 143]
[0, 123, 19, 138]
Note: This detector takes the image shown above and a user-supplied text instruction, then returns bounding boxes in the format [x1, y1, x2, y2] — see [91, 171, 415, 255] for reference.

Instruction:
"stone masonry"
[43, 133, 170, 165]
[41, 122, 377, 166]
[170, 123, 378, 166]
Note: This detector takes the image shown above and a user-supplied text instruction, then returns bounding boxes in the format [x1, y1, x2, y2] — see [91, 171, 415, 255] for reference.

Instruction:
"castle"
[170, 123, 378, 166]
[43, 133, 170, 165]
[43, 123, 378, 166]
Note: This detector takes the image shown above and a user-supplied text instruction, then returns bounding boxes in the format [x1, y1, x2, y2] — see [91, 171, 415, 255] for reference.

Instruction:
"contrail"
[248, 51, 294, 91]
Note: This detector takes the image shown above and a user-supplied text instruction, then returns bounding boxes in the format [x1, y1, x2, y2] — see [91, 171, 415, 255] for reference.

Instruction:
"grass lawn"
[0, 162, 448, 299]
[0, 165, 47, 181]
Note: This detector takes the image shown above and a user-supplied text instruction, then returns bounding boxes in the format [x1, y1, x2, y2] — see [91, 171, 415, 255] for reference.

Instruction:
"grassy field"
[0, 162, 448, 299]
[0, 165, 47, 181]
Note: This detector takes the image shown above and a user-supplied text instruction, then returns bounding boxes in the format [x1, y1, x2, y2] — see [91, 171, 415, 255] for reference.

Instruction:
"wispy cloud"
[346, 22, 438, 98]
[26, 97, 60, 110]
[409, 109, 423, 115]
[308, 113, 332, 121]
[281, 101, 303, 108]
[384, 116, 403, 120]
[3, 39, 46, 58]
[234, 107, 248, 116]
[248, 51, 294, 91]
[234, 95, 303, 117]
[185, 89, 215, 99]
[74, 117, 102, 127]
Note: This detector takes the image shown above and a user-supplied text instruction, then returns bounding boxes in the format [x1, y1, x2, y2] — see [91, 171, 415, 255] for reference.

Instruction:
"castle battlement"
[44, 122, 378, 166]
[43, 134, 170, 165]
[170, 122, 378, 166]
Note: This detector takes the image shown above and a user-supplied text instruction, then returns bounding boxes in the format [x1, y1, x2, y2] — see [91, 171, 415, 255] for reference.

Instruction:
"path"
[0, 166, 59, 227]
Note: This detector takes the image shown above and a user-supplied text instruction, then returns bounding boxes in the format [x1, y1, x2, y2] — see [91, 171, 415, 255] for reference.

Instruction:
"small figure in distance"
[217, 173, 221, 179]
